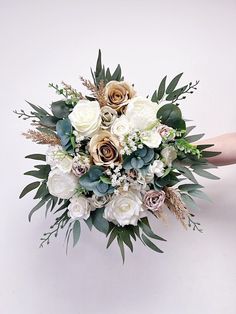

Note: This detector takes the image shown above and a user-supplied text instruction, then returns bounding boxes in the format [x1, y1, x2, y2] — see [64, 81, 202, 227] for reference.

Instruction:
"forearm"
[194, 132, 236, 166]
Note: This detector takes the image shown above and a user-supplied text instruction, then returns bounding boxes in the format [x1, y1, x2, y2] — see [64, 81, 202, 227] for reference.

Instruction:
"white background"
[0, 0, 236, 313]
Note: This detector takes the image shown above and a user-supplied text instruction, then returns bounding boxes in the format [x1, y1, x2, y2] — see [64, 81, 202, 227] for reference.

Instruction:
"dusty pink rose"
[143, 190, 165, 211]
[157, 125, 175, 140]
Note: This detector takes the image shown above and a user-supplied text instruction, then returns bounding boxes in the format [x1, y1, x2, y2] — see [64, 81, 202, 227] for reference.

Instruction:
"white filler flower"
[68, 195, 92, 220]
[46, 145, 73, 173]
[125, 96, 160, 130]
[47, 168, 78, 199]
[68, 99, 101, 136]
[104, 190, 147, 226]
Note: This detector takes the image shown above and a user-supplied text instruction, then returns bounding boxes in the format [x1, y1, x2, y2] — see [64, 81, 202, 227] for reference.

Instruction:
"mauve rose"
[143, 190, 165, 211]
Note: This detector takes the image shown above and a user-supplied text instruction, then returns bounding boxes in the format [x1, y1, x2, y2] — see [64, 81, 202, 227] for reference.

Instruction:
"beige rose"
[100, 106, 117, 129]
[104, 81, 136, 113]
[143, 190, 165, 212]
[89, 130, 122, 166]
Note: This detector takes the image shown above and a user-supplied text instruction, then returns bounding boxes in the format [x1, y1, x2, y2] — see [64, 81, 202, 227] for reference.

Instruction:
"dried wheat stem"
[163, 186, 189, 229]
[22, 129, 61, 145]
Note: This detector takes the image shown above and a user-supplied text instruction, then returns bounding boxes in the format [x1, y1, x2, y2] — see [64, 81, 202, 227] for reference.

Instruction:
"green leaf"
[189, 189, 212, 202]
[73, 220, 81, 247]
[139, 221, 166, 241]
[196, 144, 214, 150]
[151, 90, 157, 102]
[117, 236, 125, 263]
[193, 168, 220, 180]
[141, 234, 163, 253]
[51, 100, 69, 118]
[156, 103, 185, 130]
[165, 85, 188, 101]
[26, 100, 49, 116]
[25, 154, 46, 161]
[24, 164, 50, 179]
[100, 176, 112, 184]
[173, 161, 198, 184]
[28, 195, 51, 221]
[185, 133, 205, 143]
[166, 73, 183, 94]
[185, 125, 196, 136]
[84, 216, 93, 230]
[120, 230, 133, 252]
[201, 151, 221, 158]
[95, 49, 102, 77]
[40, 116, 59, 128]
[91, 207, 110, 234]
[111, 64, 122, 81]
[34, 181, 48, 199]
[19, 181, 40, 199]
[178, 183, 203, 192]
[106, 228, 118, 248]
[157, 76, 167, 101]
[181, 193, 199, 210]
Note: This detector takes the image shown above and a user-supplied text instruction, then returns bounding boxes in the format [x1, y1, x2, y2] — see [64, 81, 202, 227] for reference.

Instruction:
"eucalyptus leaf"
[91, 207, 110, 234]
[51, 100, 69, 118]
[193, 168, 220, 180]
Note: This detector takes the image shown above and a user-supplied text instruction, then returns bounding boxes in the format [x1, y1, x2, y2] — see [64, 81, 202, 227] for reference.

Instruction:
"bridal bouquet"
[15, 50, 220, 261]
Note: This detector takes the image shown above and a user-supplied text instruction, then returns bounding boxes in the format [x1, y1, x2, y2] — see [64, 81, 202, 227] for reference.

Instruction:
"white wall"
[0, 0, 236, 313]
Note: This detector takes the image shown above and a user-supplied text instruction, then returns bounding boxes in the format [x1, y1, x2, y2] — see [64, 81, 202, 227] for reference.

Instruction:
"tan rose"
[104, 81, 136, 113]
[89, 130, 122, 166]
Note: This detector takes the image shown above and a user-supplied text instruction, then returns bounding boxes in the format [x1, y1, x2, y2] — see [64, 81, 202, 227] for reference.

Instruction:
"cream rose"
[103, 190, 147, 226]
[104, 81, 136, 112]
[125, 97, 160, 130]
[161, 146, 177, 167]
[68, 100, 101, 136]
[146, 159, 165, 182]
[89, 130, 122, 166]
[111, 115, 130, 138]
[47, 168, 78, 199]
[140, 130, 162, 148]
[68, 195, 92, 220]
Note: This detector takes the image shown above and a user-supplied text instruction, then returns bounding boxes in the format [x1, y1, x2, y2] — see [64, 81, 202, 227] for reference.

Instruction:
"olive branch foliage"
[16, 50, 221, 262]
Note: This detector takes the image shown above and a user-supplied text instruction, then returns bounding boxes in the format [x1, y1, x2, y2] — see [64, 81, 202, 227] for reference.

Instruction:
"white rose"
[103, 190, 147, 226]
[125, 96, 160, 130]
[47, 168, 78, 199]
[161, 146, 177, 167]
[46, 145, 73, 173]
[68, 195, 92, 220]
[148, 159, 165, 178]
[68, 100, 101, 136]
[111, 115, 130, 138]
[140, 130, 162, 148]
